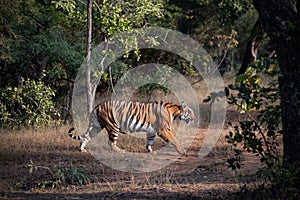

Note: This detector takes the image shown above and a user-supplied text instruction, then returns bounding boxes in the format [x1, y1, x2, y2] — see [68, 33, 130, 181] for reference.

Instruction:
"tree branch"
[85, 0, 93, 117]
[237, 19, 264, 75]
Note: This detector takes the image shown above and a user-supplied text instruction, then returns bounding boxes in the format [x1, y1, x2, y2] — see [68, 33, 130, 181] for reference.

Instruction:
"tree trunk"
[237, 19, 263, 75]
[86, 0, 93, 117]
[253, 0, 300, 172]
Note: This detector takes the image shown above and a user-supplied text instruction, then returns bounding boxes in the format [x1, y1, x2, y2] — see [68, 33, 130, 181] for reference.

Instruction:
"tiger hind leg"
[79, 137, 90, 152]
[68, 128, 89, 153]
[78, 109, 102, 152]
[108, 131, 124, 153]
[78, 121, 102, 152]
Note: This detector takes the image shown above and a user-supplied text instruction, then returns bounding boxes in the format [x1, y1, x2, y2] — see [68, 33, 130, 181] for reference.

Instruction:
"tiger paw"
[80, 148, 88, 153]
[111, 144, 125, 153]
[149, 150, 157, 155]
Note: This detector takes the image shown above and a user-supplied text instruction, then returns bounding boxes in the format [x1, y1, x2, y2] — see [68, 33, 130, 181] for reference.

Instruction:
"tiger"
[68, 100, 195, 155]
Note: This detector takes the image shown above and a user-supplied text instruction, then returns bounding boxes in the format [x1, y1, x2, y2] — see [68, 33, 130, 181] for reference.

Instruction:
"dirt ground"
[0, 114, 261, 199]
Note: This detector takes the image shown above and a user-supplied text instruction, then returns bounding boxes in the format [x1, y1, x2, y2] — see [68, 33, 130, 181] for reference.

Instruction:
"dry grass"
[1, 126, 69, 151]
[0, 122, 262, 199]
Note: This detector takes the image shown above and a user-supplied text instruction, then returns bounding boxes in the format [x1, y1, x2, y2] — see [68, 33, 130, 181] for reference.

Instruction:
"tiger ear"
[180, 102, 187, 110]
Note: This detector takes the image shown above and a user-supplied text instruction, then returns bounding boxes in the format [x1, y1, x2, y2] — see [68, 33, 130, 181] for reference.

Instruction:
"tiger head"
[178, 102, 195, 125]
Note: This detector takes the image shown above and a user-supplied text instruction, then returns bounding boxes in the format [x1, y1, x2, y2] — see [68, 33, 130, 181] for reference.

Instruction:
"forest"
[0, 0, 300, 199]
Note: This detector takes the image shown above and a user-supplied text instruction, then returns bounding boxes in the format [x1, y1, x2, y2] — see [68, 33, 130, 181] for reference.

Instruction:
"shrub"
[28, 160, 91, 189]
[0, 77, 59, 128]
[222, 58, 300, 198]
[225, 58, 282, 181]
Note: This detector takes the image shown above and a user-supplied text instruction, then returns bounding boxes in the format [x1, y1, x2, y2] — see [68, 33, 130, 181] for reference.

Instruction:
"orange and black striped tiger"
[68, 100, 194, 155]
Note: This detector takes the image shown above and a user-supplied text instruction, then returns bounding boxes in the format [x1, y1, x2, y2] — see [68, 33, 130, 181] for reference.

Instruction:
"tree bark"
[297, 0, 300, 18]
[253, 0, 300, 171]
[86, 0, 93, 117]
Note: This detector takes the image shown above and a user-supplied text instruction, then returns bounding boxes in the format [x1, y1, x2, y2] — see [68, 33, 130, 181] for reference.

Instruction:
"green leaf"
[235, 73, 248, 83]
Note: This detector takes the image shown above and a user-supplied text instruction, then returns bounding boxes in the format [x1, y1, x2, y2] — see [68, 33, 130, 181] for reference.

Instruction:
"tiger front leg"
[146, 132, 156, 153]
[158, 129, 186, 155]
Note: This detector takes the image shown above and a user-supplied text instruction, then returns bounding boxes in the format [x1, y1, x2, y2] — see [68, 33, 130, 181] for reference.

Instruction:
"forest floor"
[0, 111, 263, 200]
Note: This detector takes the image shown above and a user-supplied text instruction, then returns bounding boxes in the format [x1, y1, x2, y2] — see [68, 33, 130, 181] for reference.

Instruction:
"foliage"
[113, 64, 173, 101]
[0, 0, 260, 128]
[28, 160, 91, 189]
[0, 76, 58, 128]
[93, 0, 131, 39]
[0, 0, 86, 127]
[137, 65, 172, 99]
[217, 0, 252, 25]
[226, 58, 282, 174]
[223, 58, 300, 197]
[122, 0, 165, 27]
[0, 0, 84, 73]
[52, 0, 76, 13]
[92, 0, 165, 41]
